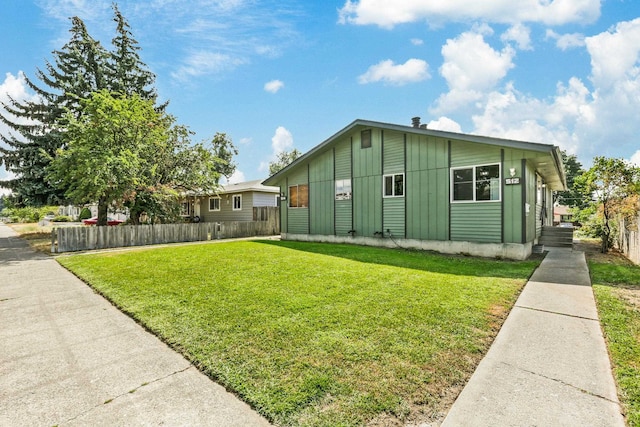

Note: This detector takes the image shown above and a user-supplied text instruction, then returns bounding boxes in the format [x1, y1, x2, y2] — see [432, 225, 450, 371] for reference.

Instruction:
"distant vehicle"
[82, 216, 124, 226]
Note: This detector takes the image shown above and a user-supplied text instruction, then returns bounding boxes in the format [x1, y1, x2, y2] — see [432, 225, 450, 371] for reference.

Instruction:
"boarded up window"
[289, 184, 309, 208]
[361, 129, 371, 148]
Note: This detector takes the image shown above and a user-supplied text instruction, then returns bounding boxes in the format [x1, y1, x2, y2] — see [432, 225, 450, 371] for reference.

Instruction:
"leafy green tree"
[49, 90, 171, 226]
[0, 5, 160, 205]
[574, 156, 640, 252]
[269, 149, 301, 175]
[125, 130, 235, 224]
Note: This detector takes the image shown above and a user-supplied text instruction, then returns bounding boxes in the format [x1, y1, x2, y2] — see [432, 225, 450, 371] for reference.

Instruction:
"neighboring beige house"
[554, 204, 573, 225]
[182, 179, 280, 222]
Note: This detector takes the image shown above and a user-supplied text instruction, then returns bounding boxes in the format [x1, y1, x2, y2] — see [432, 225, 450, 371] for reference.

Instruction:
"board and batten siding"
[309, 149, 334, 235]
[382, 130, 406, 236]
[450, 140, 503, 243]
[353, 175, 382, 237]
[285, 165, 309, 234]
[352, 129, 383, 236]
[502, 149, 526, 243]
[406, 134, 449, 240]
[335, 139, 353, 236]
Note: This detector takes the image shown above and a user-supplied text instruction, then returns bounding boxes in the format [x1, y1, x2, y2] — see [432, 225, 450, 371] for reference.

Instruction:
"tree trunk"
[97, 197, 108, 226]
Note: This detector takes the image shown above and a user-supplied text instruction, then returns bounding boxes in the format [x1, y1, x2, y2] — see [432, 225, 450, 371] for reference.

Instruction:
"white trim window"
[451, 163, 501, 202]
[209, 197, 221, 211]
[383, 173, 404, 198]
[232, 194, 242, 211]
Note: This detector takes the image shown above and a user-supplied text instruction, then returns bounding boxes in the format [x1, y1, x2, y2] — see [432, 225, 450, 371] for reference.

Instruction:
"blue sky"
[1, 0, 640, 191]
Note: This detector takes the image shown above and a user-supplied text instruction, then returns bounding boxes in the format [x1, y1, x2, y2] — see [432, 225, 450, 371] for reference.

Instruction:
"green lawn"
[58, 240, 539, 426]
[590, 257, 640, 427]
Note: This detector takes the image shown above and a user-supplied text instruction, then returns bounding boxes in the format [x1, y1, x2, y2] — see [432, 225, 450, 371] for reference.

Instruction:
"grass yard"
[58, 240, 540, 426]
[585, 241, 640, 427]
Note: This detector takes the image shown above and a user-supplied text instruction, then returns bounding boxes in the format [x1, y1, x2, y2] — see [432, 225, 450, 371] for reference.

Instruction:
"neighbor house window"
[335, 179, 352, 200]
[232, 194, 242, 211]
[180, 201, 190, 216]
[289, 184, 309, 208]
[361, 129, 372, 148]
[451, 164, 501, 202]
[209, 197, 220, 211]
[383, 173, 404, 197]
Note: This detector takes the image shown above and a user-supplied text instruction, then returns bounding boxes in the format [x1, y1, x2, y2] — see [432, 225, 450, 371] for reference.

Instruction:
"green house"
[263, 118, 566, 260]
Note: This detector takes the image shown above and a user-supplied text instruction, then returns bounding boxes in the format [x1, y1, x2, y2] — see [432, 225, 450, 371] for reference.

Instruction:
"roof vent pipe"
[411, 116, 421, 128]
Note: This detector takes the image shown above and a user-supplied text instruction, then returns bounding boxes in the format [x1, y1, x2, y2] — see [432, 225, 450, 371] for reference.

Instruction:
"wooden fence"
[52, 207, 279, 253]
[618, 214, 640, 265]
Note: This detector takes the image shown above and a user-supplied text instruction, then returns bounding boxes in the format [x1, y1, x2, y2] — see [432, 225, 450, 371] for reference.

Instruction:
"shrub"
[52, 215, 72, 222]
[79, 207, 92, 220]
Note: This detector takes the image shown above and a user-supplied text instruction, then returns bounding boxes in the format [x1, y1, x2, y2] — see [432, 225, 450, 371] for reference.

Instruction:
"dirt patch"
[575, 238, 633, 266]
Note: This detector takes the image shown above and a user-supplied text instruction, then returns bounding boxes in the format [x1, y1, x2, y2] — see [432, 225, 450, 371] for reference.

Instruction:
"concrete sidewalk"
[442, 247, 625, 426]
[0, 223, 271, 426]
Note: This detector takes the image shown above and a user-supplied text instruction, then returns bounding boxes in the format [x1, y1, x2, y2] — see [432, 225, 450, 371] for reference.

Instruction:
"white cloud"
[37, 1, 301, 82]
[238, 137, 252, 145]
[259, 126, 296, 173]
[171, 51, 247, 81]
[338, 0, 601, 29]
[427, 116, 462, 133]
[411, 38, 424, 46]
[466, 17, 640, 161]
[501, 23, 532, 50]
[225, 169, 246, 184]
[585, 18, 640, 88]
[545, 30, 586, 50]
[271, 126, 294, 153]
[631, 150, 640, 167]
[358, 58, 430, 85]
[0, 72, 38, 191]
[433, 28, 515, 112]
[264, 79, 284, 93]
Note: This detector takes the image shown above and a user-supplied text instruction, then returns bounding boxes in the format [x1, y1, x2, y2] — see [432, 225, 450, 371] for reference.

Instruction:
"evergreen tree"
[0, 17, 109, 205]
[0, 5, 161, 205]
[108, 4, 158, 101]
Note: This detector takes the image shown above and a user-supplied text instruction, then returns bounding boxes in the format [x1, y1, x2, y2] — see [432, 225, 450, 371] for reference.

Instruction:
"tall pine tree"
[0, 17, 108, 205]
[0, 5, 160, 206]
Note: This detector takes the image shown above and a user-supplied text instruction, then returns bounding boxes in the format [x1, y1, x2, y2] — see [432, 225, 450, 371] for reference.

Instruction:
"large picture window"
[209, 197, 220, 211]
[452, 164, 501, 202]
[289, 184, 309, 208]
[383, 173, 404, 197]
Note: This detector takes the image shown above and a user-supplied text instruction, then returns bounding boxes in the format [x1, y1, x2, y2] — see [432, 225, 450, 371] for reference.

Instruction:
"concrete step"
[540, 226, 573, 248]
[539, 233, 574, 248]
